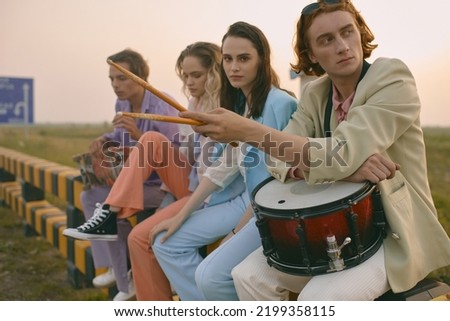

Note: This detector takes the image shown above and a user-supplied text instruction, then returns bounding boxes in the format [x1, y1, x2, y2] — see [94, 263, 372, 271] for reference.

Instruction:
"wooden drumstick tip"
[116, 111, 123, 116]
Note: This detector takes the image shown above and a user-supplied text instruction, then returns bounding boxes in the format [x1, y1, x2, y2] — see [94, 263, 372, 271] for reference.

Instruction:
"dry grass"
[0, 206, 107, 300]
[0, 123, 112, 166]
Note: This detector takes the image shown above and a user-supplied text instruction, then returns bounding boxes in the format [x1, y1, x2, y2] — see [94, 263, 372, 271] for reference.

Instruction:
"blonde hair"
[175, 42, 222, 112]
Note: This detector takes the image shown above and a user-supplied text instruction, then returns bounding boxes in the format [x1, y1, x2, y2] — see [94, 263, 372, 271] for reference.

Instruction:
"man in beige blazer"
[182, 0, 450, 300]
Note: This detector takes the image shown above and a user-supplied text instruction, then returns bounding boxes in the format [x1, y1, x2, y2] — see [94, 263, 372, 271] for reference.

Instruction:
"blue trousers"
[195, 216, 261, 300]
[152, 191, 249, 300]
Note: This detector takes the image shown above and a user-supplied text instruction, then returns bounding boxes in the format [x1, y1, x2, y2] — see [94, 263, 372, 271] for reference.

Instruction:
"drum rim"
[251, 177, 376, 219]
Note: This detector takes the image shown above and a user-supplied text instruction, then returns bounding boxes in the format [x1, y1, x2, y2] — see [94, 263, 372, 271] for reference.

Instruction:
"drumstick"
[118, 112, 239, 147]
[110, 61, 239, 147]
[117, 111, 203, 126]
[107, 59, 187, 112]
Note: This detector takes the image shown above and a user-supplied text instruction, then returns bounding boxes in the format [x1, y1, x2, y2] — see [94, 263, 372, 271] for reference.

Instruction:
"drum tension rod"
[255, 216, 276, 257]
[372, 188, 387, 238]
[296, 225, 311, 268]
[346, 205, 363, 255]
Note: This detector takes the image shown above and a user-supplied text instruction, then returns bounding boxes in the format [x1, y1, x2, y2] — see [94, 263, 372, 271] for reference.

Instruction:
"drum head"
[253, 179, 367, 213]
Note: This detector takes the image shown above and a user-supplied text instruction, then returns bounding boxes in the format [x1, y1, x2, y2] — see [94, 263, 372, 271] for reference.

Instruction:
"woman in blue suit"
[150, 21, 297, 300]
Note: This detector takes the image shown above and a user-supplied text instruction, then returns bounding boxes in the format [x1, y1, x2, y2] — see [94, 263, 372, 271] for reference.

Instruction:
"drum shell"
[252, 178, 383, 275]
[261, 195, 375, 265]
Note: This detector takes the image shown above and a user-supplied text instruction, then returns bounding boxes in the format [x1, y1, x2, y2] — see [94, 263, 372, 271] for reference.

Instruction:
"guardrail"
[0, 146, 145, 295]
[0, 146, 214, 300]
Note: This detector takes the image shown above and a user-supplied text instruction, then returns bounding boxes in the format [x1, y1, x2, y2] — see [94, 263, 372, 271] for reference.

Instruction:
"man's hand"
[180, 108, 247, 143]
[113, 113, 141, 140]
[345, 153, 400, 183]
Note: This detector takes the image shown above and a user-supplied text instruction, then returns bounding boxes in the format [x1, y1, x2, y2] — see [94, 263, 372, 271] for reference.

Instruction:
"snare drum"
[73, 146, 130, 189]
[251, 177, 385, 276]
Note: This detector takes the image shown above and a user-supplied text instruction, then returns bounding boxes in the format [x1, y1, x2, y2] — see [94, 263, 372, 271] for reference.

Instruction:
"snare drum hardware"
[251, 177, 386, 276]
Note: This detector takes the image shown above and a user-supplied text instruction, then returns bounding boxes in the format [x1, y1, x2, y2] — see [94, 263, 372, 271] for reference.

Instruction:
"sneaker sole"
[92, 279, 116, 288]
[63, 229, 118, 241]
[113, 292, 136, 301]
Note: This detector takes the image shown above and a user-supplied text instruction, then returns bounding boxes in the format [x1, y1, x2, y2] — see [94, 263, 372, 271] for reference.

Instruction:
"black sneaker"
[63, 203, 118, 241]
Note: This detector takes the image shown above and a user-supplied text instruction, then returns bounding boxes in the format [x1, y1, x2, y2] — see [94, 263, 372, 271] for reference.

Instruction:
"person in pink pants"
[63, 48, 180, 300]
[64, 42, 225, 300]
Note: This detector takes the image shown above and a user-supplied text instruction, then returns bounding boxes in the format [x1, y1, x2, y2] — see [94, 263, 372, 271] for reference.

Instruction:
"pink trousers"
[104, 131, 193, 299]
[105, 131, 192, 216]
[128, 196, 191, 300]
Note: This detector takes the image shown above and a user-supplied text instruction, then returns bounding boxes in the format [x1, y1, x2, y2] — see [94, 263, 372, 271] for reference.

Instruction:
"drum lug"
[326, 235, 351, 272]
[255, 217, 276, 257]
[372, 188, 387, 238]
[296, 225, 311, 267]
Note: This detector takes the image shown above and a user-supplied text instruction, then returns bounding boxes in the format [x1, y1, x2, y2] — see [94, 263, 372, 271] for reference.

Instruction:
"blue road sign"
[0, 77, 34, 124]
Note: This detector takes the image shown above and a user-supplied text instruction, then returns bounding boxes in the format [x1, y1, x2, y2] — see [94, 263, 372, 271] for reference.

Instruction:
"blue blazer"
[188, 87, 297, 207]
[243, 87, 297, 196]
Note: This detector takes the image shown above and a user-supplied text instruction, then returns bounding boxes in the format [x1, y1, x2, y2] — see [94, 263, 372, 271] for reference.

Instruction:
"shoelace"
[78, 203, 109, 231]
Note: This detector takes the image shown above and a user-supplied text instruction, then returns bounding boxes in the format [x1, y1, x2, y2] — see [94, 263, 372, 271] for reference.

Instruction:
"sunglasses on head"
[301, 0, 344, 16]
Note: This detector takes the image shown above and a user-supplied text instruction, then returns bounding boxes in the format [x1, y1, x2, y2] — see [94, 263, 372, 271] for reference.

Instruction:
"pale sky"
[1, 0, 449, 126]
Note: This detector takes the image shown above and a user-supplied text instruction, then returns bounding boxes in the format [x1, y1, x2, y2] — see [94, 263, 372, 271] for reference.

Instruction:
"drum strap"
[324, 60, 371, 137]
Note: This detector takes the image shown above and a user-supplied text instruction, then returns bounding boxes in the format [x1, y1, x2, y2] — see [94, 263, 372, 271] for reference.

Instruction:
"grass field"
[0, 124, 449, 300]
[0, 206, 107, 300]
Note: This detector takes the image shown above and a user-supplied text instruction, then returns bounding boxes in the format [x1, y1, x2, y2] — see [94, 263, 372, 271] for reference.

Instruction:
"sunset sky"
[1, 0, 449, 126]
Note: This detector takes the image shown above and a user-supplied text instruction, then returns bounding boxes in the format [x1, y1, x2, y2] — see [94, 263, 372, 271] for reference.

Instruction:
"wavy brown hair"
[291, 0, 377, 76]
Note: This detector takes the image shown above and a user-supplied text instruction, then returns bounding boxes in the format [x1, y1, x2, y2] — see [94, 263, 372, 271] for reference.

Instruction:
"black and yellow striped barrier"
[0, 147, 99, 289]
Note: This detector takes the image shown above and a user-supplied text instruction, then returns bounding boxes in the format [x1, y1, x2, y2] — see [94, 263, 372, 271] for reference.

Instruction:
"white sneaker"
[92, 267, 116, 288]
[113, 270, 136, 301]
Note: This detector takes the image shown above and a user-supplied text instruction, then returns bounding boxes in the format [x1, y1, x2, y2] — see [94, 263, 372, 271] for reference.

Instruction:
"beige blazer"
[269, 57, 450, 293]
